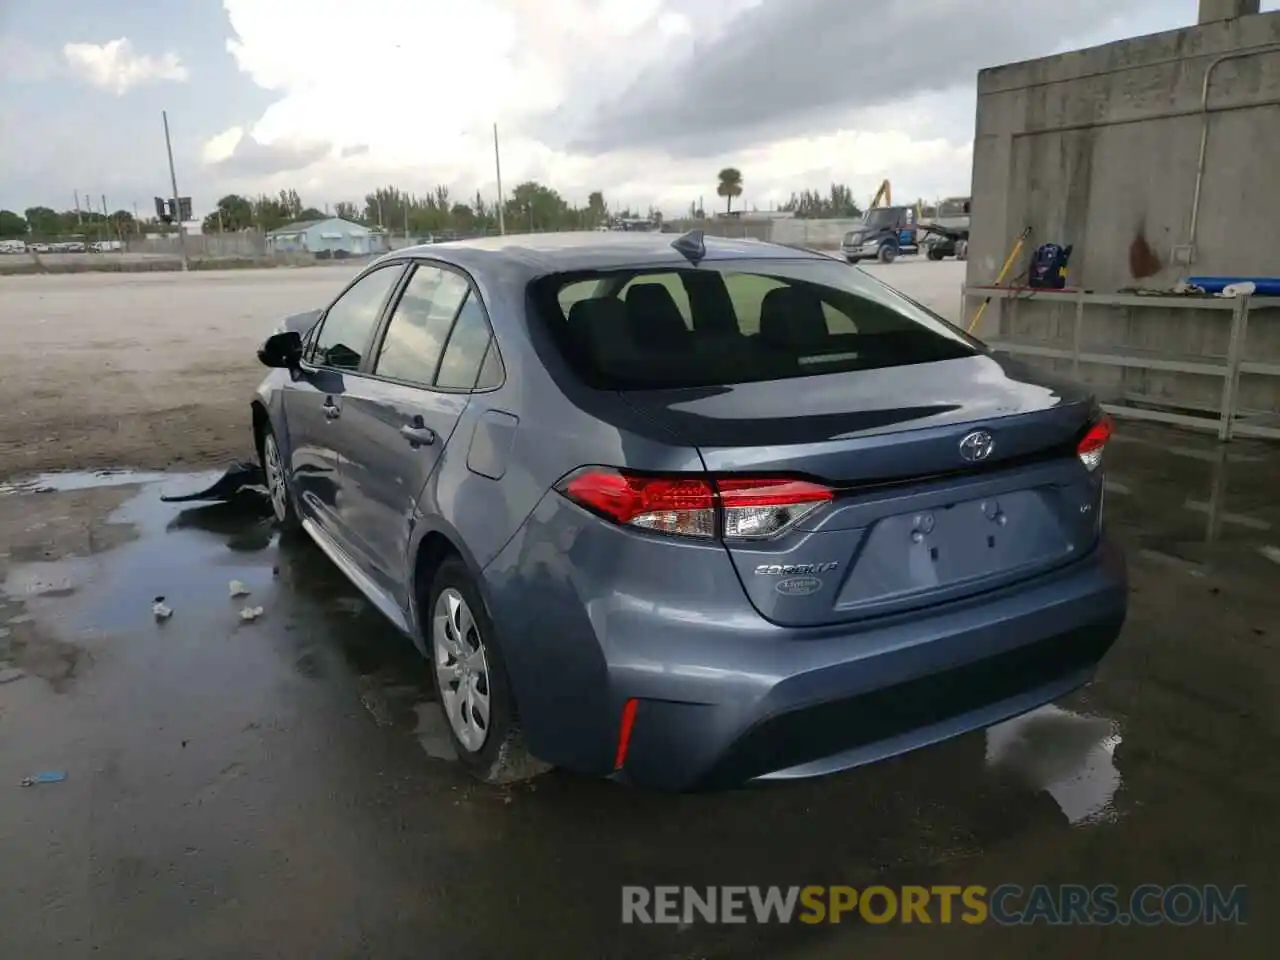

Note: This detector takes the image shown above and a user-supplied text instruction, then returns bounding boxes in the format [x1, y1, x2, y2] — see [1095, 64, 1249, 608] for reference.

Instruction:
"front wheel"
[428, 558, 549, 784]
[878, 243, 897, 264]
[845, 256, 859, 264]
[260, 427, 300, 532]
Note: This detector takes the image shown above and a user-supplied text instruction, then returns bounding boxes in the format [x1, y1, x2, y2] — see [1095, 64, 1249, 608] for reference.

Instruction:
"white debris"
[152, 601, 173, 621]
[229, 580, 251, 598]
[239, 605, 265, 622]
[1260, 545, 1280, 566]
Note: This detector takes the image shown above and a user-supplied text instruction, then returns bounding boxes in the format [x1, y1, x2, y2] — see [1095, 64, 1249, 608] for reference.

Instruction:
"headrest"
[759, 285, 829, 347]
[567, 297, 632, 360]
[625, 283, 691, 351]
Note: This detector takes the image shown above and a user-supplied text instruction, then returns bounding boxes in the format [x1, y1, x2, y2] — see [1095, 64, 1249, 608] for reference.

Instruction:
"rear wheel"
[260, 427, 300, 532]
[428, 558, 549, 784]
[878, 243, 897, 264]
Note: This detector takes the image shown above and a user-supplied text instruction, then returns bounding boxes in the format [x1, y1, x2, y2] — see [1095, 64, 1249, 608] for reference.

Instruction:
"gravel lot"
[0, 258, 967, 477]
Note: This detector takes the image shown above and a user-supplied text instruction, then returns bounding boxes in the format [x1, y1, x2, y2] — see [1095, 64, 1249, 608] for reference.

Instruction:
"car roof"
[376, 230, 836, 278]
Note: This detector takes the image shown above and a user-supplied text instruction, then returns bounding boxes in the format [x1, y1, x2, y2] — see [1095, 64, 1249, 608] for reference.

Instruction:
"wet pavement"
[0, 425, 1277, 959]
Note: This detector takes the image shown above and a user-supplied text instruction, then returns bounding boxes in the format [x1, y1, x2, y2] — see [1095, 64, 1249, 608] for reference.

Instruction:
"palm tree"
[716, 168, 743, 214]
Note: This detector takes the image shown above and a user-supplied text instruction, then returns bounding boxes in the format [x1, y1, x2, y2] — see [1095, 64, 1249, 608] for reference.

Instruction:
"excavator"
[840, 179, 922, 264]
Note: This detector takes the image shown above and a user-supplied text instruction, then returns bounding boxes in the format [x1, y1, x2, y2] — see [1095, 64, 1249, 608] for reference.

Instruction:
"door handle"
[399, 422, 436, 447]
[323, 397, 341, 420]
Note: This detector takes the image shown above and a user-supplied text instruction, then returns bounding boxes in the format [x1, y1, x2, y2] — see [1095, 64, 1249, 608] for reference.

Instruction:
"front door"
[334, 263, 500, 607]
[284, 262, 405, 540]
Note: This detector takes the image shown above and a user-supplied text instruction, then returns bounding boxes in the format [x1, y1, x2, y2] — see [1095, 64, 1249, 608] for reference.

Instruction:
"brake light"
[1077, 414, 1113, 472]
[557, 468, 833, 540]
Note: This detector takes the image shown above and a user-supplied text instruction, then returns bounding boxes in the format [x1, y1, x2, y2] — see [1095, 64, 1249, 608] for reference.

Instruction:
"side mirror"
[258, 330, 303, 369]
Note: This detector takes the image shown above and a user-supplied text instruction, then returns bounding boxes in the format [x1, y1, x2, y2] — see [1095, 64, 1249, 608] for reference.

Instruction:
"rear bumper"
[482, 495, 1127, 792]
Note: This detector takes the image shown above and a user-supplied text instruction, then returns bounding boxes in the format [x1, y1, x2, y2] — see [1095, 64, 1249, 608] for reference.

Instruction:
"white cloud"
[203, 126, 244, 165]
[208, 0, 1207, 213]
[62, 38, 189, 95]
[213, 0, 975, 211]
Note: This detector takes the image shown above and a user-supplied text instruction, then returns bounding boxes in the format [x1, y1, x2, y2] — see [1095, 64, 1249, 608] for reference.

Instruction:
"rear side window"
[373, 265, 469, 385]
[435, 293, 496, 389]
[530, 259, 979, 389]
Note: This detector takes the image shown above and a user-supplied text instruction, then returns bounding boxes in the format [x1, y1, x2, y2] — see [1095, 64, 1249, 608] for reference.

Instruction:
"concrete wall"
[969, 9, 1280, 416]
[664, 217, 863, 249]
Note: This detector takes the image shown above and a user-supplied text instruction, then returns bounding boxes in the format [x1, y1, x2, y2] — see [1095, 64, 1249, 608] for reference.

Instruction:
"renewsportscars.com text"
[621, 884, 1248, 926]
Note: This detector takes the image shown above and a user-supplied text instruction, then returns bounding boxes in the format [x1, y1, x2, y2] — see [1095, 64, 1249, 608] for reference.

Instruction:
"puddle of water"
[985, 704, 1122, 826]
[2, 471, 448, 762]
[0, 469, 178, 496]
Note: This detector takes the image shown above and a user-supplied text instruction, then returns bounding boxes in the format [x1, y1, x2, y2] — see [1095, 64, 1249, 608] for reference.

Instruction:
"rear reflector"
[557, 468, 832, 540]
[614, 697, 639, 770]
[1077, 414, 1113, 472]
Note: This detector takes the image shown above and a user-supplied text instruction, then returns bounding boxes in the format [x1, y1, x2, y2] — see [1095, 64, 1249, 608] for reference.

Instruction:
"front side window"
[310, 265, 404, 369]
[373, 265, 470, 386]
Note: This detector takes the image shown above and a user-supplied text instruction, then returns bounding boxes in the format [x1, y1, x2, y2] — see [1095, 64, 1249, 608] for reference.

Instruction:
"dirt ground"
[0, 258, 967, 478]
[0, 269, 346, 476]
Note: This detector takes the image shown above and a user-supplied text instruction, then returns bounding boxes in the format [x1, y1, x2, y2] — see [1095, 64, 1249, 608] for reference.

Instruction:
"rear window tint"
[529, 259, 979, 389]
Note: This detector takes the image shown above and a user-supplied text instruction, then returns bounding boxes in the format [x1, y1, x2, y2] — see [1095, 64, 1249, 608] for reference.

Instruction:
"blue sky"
[1, 0, 1274, 218]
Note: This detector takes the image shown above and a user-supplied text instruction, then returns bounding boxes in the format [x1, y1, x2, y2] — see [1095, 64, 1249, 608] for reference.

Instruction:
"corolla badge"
[959, 430, 995, 463]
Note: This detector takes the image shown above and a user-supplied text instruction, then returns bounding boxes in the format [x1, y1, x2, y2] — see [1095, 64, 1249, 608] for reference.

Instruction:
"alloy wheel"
[263, 434, 288, 522]
[432, 588, 492, 752]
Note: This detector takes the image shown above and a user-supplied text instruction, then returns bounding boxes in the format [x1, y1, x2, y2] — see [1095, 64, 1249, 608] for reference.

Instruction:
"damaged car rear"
[248, 232, 1127, 791]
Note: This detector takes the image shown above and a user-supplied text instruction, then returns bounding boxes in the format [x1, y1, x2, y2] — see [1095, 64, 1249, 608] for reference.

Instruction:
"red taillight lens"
[557, 468, 832, 540]
[1077, 413, 1113, 472]
[560, 469, 717, 537]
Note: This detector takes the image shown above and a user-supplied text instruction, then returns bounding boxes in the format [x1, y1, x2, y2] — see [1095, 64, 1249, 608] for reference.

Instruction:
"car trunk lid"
[619, 355, 1105, 627]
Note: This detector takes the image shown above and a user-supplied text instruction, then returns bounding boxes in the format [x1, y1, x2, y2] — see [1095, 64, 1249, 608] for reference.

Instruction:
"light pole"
[493, 123, 505, 236]
[162, 110, 189, 271]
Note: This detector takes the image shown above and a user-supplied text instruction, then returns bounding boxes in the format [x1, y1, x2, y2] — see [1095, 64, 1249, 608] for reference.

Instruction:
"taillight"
[716, 477, 833, 539]
[556, 468, 833, 540]
[1077, 413, 1113, 472]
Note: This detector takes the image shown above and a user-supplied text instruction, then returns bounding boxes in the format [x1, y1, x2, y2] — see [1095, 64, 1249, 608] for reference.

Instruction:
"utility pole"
[162, 110, 189, 271]
[493, 123, 505, 236]
[101, 195, 109, 243]
[74, 191, 83, 227]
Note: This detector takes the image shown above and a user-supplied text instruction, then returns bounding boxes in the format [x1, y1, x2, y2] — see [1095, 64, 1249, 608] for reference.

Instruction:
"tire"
[845, 256, 859, 264]
[878, 243, 897, 264]
[427, 557, 549, 785]
[927, 247, 944, 261]
[260, 425, 301, 532]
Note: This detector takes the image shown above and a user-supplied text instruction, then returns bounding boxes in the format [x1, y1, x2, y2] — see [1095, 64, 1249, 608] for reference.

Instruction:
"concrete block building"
[968, 0, 1280, 431]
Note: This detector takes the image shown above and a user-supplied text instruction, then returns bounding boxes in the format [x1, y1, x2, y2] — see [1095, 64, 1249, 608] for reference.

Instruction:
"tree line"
[0, 168, 891, 242]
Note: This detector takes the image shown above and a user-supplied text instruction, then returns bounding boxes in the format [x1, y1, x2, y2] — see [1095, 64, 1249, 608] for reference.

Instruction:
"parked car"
[251, 231, 1127, 791]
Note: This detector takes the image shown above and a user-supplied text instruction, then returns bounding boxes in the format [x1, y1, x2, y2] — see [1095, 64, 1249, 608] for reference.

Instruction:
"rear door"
[283, 262, 405, 539]
[334, 262, 499, 606]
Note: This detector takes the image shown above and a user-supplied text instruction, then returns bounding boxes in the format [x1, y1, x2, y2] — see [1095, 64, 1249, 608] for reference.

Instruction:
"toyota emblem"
[959, 430, 995, 463]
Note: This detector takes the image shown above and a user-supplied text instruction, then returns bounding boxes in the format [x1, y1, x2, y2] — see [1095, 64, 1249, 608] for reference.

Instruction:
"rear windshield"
[529, 258, 980, 389]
